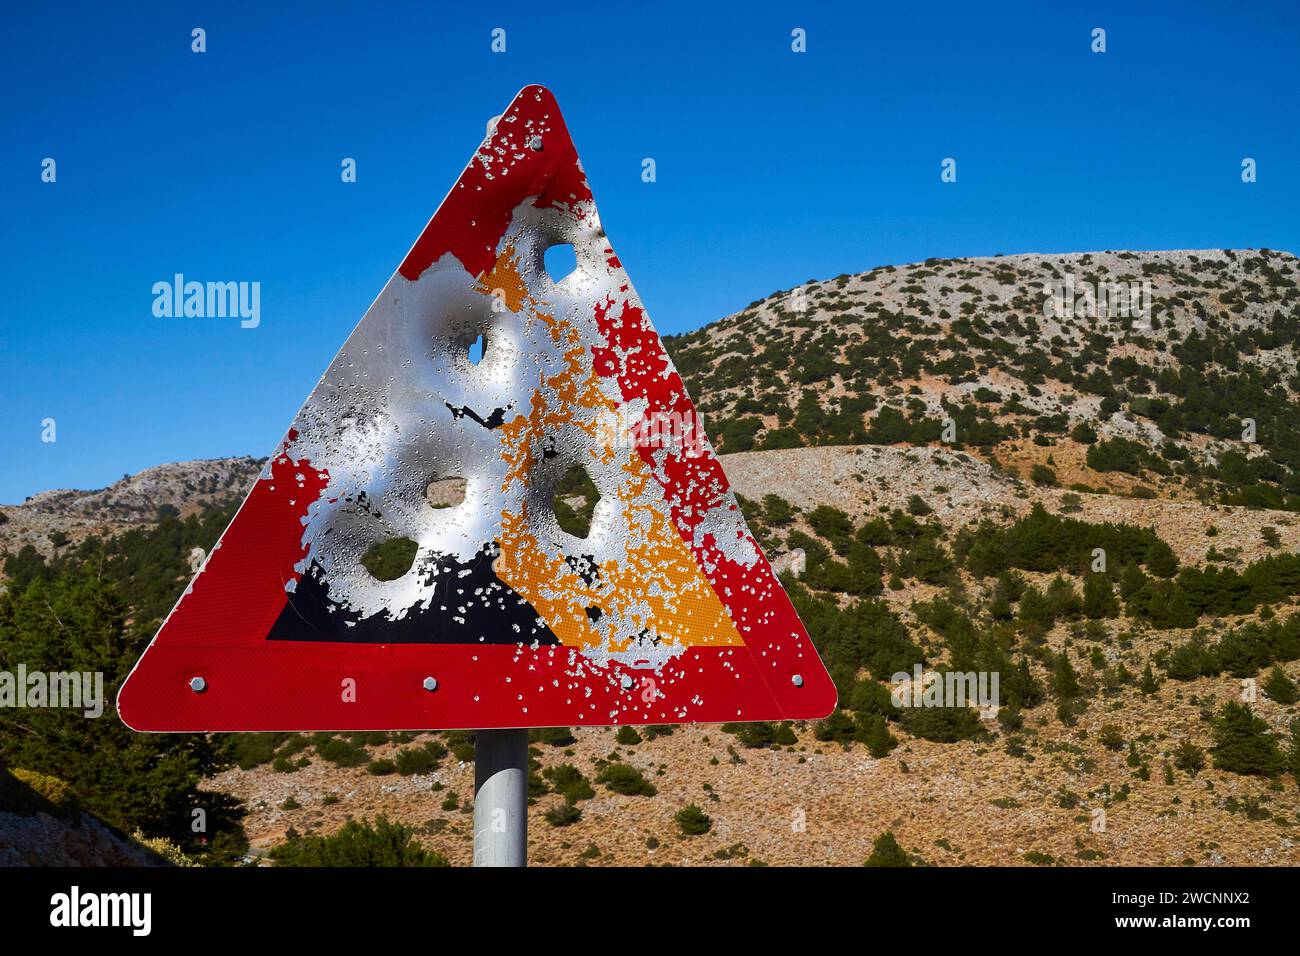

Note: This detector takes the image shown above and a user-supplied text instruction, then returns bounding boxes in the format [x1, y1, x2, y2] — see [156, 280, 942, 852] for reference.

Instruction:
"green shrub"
[761, 494, 796, 526]
[270, 816, 448, 867]
[721, 722, 778, 748]
[1173, 740, 1205, 775]
[395, 742, 445, 776]
[1030, 464, 1058, 487]
[814, 709, 857, 743]
[315, 736, 368, 768]
[530, 727, 577, 747]
[224, 733, 292, 771]
[899, 704, 987, 743]
[864, 831, 910, 867]
[772, 722, 798, 746]
[614, 726, 642, 746]
[1098, 724, 1125, 751]
[545, 803, 583, 827]
[542, 764, 595, 803]
[997, 704, 1023, 733]
[596, 763, 657, 797]
[674, 804, 713, 836]
[808, 505, 856, 552]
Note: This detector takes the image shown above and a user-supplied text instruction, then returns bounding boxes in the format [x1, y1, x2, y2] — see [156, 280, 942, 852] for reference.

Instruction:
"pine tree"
[1018, 586, 1054, 628]
[1138, 663, 1160, 696]
[0, 569, 244, 854]
[1211, 701, 1285, 776]
[864, 830, 911, 867]
[1119, 562, 1148, 602]
[1003, 658, 1044, 708]
[997, 569, 1027, 602]
[989, 592, 1013, 621]
[909, 537, 955, 585]
[1009, 505, 1059, 571]
[858, 713, 898, 758]
[1145, 540, 1179, 578]
[1166, 586, 1198, 628]
[1054, 652, 1080, 701]
[1046, 575, 1083, 619]
[1167, 640, 1218, 680]
[1263, 666, 1299, 705]
[965, 533, 1008, 579]
[1083, 574, 1118, 619]
[848, 678, 895, 717]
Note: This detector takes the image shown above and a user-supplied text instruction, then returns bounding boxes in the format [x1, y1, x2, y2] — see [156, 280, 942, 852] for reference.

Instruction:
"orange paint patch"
[493, 467, 743, 653]
[475, 242, 534, 314]
[475, 243, 570, 348]
[487, 276, 742, 654]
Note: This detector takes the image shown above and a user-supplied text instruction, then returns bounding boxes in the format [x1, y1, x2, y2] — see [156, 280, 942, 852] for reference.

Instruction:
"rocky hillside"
[668, 249, 1300, 508]
[18, 456, 260, 519]
[0, 456, 260, 567]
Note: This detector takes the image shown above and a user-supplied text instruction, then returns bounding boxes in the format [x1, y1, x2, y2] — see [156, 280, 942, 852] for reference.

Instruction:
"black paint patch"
[565, 554, 603, 588]
[445, 402, 509, 430]
[267, 541, 560, 645]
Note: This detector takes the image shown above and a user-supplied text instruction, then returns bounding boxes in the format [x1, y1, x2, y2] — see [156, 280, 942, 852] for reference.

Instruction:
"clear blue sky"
[2, 0, 1297, 503]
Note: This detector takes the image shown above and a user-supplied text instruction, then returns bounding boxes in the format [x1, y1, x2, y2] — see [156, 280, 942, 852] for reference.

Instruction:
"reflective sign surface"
[118, 86, 836, 731]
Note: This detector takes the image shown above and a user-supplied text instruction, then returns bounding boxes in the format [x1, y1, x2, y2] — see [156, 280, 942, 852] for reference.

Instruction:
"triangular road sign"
[118, 85, 837, 732]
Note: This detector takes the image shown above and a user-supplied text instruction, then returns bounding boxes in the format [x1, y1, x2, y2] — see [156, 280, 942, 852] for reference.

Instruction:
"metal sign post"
[473, 729, 528, 867]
